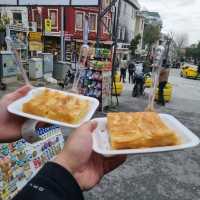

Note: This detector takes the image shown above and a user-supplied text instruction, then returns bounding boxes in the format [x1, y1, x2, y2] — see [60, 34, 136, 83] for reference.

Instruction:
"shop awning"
[44, 32, 73, 40]
[75, 39, 113, 45]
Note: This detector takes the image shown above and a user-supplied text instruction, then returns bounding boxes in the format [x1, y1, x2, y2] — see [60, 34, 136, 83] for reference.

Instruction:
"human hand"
[0, 85, 31, 142]
[54, 121, 126, 190]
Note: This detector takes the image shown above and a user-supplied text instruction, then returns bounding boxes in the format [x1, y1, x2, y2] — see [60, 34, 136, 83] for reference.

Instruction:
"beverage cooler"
[0, 51, 17, 78]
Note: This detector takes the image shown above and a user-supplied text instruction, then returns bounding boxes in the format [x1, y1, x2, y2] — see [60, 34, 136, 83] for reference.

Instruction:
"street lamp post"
[60, 6, 65, 61]
[37, 7, 43, 53]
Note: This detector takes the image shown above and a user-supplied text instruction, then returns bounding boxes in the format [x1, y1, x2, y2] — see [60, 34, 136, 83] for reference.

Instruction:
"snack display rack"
[0, 126, 64, 200]
[78, 48, 112, 111]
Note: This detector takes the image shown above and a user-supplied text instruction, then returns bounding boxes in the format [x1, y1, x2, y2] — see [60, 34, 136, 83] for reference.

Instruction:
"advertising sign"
[29, 41, 43, 51]
[45, 19, 52, 32]
[29, 32, 42, 42]
[29, 32, 43, 51]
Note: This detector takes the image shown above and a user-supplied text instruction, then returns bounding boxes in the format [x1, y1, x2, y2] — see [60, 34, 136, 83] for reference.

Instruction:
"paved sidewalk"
[85, 69, 200, 200]
[1, 69, 200, 200]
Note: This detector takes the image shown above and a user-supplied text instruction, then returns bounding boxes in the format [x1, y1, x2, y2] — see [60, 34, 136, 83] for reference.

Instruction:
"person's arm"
[1, 87, 126, 200]
[0, 85, 31, 142]
[12, 121, 126, 200]
[13, 162, 84, 200]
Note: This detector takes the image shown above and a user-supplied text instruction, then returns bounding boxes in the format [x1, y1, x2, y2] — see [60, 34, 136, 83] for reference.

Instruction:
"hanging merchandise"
[29, 32, 43, 52]
[0, 126, 64, 200]
[78, 68, 111, 111]
[45, 19, 52, 33]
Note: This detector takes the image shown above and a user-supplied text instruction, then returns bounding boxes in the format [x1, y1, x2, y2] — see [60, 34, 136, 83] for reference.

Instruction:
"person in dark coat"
[120, 55, 128, 83]
[197, 63, 200, 78]
[128, 61, 135, 84]
[158, 64, 170, 106]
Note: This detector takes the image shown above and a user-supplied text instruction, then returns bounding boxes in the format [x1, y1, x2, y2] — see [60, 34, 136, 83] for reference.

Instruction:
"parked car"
[180, 66, 198, 79]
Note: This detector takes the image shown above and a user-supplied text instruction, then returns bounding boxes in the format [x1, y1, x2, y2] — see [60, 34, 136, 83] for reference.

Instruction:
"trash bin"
[0, 51, 17, 77]
[53, 61, 69, 81]
[29, 58, 43, 80]
[38, 53, 53, 74]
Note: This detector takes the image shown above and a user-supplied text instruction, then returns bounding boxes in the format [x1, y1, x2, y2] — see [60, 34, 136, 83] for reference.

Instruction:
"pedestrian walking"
[120, 55, 128, 83]
[153, 40, 165, 68]
[197, 62, 200, 78]
[128, 61, 135, 84]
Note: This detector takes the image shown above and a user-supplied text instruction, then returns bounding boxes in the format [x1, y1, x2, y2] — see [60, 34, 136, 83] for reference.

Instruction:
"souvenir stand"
[78, 48, 112, 111]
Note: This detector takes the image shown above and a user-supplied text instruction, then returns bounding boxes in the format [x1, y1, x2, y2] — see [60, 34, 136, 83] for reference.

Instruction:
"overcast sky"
[139, 0, 200, 45]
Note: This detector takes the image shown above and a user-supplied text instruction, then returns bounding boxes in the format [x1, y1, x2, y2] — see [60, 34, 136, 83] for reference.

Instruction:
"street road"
[0, 69, 200, 200]
[85, 69, 200, 200]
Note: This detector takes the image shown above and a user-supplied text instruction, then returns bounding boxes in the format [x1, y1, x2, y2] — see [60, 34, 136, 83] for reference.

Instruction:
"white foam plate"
[8, 87, 99, 128]
[92, 114, 200, 156]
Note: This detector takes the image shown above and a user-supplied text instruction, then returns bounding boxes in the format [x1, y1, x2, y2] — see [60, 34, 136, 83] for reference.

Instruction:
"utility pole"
[95, 0, 120, 106]
[165, 33, 174, 66]
[60, 6, 65, 61]
[96, 0, 118, 49]
[111, 0, 121, 105]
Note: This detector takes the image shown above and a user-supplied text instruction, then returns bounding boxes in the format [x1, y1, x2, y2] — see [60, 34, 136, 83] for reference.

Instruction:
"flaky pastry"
[107, 112, 180, 150]
[23, 89, 89, 124]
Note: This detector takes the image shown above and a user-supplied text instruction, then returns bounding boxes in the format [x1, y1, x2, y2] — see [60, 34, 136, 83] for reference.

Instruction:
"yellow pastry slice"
[107, 112, 180, 150]
[23, 89, 89, 124]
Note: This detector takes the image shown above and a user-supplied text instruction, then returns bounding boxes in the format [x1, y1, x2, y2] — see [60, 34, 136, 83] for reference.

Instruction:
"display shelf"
[6, 26, 29, 62]
[78, 67, 111, 110]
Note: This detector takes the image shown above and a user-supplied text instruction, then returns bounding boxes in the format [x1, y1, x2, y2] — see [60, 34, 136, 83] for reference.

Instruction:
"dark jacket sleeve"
[13, 162, 84, 200]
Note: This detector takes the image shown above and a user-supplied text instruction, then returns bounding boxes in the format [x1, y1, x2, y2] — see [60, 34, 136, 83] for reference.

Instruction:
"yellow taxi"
[180, 66, 198, 79]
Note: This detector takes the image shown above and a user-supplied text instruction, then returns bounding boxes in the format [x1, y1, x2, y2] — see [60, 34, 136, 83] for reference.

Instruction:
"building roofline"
[124, 0, 141, 10]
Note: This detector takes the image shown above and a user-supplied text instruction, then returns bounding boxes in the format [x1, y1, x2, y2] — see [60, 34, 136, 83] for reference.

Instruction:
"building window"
[132, 8, 135, 18]
[89, 13, 97, 32]
[32, 9, 42, 30]
[102, 0, 110, 9]
[103, 17, 107, 33]
[108, 18, 111, 33]
[124, 2, 127, 15]
[118, 26, 121, 40]
[75, 12, 84, 30]
[48, 9, 58, 29]
[105, 0, 110, 6]
[13, 12, 22, 24]
[121, 27, 126, 40]
[103, 17, 111, 33]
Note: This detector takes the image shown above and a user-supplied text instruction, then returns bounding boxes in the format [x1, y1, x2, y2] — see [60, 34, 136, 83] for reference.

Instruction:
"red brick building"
[28, 1, 112, 60]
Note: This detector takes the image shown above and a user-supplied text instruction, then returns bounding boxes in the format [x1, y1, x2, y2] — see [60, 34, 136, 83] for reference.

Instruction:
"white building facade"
[116, 0, 141, 59]
[134, 10, 144, 52]
[118, 0, 140, 43]
[0, 7, 29, 61]
[0, 6, 29, 28]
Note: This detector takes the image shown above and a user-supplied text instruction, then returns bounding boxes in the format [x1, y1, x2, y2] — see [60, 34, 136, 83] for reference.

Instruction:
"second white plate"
[92, 114, 200, 156]
[8, 87, 99, 128]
